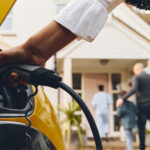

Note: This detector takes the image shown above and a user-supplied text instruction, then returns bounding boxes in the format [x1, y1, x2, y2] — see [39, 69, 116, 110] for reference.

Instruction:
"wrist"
[22, 38, 47, 66]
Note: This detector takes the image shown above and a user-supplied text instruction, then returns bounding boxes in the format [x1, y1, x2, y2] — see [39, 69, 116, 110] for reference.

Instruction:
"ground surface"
[83, 138, 150, 150]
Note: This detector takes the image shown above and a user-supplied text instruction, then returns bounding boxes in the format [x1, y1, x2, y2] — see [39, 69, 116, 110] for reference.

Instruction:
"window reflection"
[114, 115, 121, 131]
[72, 74, 81, 90]
[77, 93, 81, 97]
[111, 74, 121, 90]
[113, 93, 120, 111]
[0, 9, 13, 31]
[56, 4, 66, 14]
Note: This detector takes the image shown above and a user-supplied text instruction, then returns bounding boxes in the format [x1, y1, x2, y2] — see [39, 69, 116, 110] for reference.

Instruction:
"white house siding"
[57, 23, 150, 59]
[0, 36, 10, 49]
[112, 4, 150, 41]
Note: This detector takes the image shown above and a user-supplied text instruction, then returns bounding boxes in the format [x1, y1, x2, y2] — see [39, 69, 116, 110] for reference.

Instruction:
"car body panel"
[0, 0, 16, 25]
[0, 86, 65, 150]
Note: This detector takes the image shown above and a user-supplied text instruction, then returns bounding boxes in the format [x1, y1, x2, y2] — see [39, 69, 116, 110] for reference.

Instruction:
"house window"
[113, 93, 120, 111]
[72, 73, 82, 97]
[56, 4, 66, 14]
[114, 115, 121, 131]
[111, 73, 121, 132]
[111, 74, 121, 91]
[0, 9, 13, 31]
[73, 74, 81, 90]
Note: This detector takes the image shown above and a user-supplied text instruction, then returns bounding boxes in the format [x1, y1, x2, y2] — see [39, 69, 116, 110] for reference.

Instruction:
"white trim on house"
[57, 4, 150, 60]
[112, 3, 150, 41]
[111, 16, 150, 55]
[0, 36, 10, 49]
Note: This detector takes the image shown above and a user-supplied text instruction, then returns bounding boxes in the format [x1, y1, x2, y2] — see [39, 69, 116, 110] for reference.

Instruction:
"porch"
[84, 139, 150, 150]
[57, 58, 149, 137]
[55, 6, 150, 137]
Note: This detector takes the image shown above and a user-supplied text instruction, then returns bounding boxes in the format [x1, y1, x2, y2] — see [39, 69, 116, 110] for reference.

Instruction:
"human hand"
[0, 45, 46, 86]
[0, 44, 46, 67]
[0, 21, 76, 67]
[8, 72, 28, 87]
[0, 21, 76, 85]
[116, 98, 123, 107]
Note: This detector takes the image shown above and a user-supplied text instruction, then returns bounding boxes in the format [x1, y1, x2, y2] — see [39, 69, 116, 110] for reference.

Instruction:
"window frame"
[72, 73, 83, 98]
[0, 8, 14, 34]
[55, 3, 67, 15]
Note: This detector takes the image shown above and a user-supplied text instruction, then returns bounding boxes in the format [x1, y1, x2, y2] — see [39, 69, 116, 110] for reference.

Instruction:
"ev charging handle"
[0, 64, 103, 150]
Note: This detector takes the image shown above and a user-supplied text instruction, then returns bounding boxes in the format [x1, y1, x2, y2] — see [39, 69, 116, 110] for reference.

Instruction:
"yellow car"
[0, 83, 65, 150]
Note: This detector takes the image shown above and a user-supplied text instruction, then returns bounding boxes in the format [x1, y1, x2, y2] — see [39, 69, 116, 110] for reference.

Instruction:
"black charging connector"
[30, 68, 62, 88]
[0, 64, 62, 88]
[0, 64, 103, 150]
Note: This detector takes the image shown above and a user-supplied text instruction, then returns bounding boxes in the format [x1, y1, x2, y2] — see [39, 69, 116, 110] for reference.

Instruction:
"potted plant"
[58, 101, 86, 149]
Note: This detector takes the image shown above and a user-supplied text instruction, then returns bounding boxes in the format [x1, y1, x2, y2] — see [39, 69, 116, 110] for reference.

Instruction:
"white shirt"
[92, 92, 113, 114]
[54, 0, 123, 42]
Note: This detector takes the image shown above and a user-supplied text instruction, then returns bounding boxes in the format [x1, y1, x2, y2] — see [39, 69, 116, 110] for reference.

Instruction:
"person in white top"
[92, 84, 113, 138]
[0, 0, 124, 67]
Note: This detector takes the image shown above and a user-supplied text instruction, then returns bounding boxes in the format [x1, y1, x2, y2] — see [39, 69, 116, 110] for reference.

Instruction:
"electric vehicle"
[0, 83, 65, 150]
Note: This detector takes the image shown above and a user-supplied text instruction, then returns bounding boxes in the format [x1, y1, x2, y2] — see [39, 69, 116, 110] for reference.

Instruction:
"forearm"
[122, 89, 136, 100]
[23, 21, 77, 62]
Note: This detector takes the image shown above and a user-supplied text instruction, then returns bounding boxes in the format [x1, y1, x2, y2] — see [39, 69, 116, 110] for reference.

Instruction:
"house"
[0, 0, 150, 137]
[56, 4, 150, 137]
[0, 36, 10, 49]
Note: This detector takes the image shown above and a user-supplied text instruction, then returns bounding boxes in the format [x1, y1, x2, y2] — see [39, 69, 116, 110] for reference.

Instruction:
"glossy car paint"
[0, 122, 56, 150]
[0, 0, 16, 25]
[0, 86, 65, 150]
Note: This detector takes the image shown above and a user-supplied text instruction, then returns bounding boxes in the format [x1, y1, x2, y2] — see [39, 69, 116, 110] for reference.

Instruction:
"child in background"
[117, 91, 137, 150]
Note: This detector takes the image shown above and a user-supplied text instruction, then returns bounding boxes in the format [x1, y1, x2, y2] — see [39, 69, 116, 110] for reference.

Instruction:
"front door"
[84, 73, 109, 137]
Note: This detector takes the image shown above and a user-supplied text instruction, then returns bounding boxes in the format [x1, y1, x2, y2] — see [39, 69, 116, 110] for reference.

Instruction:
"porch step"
[84, 138, 150, 150]
[88, 137, 120, 141]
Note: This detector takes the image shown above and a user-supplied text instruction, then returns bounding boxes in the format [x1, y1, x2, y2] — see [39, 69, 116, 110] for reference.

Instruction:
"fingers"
[0, 47, 29, 86]
[116, 98, 123, 107]
[9, 72, 28, 87]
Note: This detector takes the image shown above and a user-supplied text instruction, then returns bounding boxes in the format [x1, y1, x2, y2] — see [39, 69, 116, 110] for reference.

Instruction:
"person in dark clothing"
[116, 63, 150, 150]
[117, 91, 137, 150]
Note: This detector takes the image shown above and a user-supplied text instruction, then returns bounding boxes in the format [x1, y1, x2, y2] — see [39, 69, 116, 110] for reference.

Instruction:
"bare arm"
[0, 21, 77, 66]
[0, 0, 125, 66]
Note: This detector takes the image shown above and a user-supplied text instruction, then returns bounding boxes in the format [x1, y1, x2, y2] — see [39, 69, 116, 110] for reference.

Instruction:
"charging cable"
[0, 64, 103, 150]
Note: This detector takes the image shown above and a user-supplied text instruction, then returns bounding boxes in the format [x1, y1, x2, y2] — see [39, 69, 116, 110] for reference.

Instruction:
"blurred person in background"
[116, 63, 150, 150]
[92, 84, 112, 138]
[117, 90, 137, 150]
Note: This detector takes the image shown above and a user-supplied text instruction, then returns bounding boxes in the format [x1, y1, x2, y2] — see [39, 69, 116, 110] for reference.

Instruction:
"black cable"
[25, 86, 38, 148]
[58, 81, 103, 150]
[0, 64, 103, 149]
